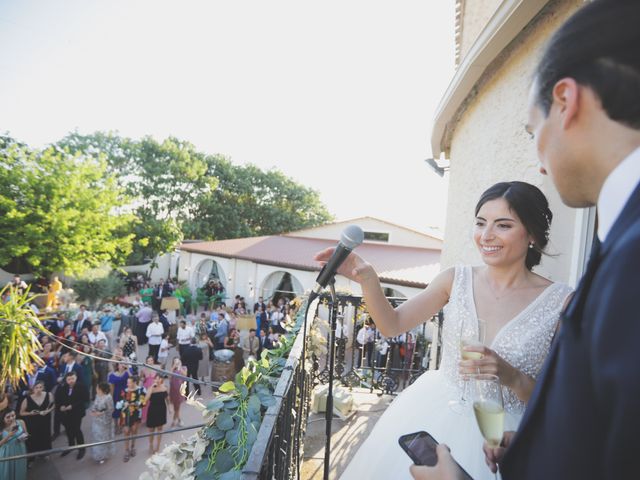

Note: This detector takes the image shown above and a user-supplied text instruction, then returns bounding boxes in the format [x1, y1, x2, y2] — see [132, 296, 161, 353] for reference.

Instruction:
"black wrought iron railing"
[240, 294, 443, 479]
[242, 303, 314, 479]
[312, 294, 442, 395]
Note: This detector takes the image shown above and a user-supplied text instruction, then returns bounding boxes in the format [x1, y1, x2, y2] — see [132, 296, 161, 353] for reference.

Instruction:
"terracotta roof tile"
[181, 235, 440, 286]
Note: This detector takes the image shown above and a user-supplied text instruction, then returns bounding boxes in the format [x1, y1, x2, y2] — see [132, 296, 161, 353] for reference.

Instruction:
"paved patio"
[301, 388, 393, 479]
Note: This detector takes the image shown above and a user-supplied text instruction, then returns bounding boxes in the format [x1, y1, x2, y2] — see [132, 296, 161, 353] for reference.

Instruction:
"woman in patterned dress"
[117, 375, 146, 462]
[90, 382, 115, 464]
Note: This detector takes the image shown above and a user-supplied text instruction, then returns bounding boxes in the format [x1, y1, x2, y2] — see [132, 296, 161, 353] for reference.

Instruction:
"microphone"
[310, 225, 364, 299]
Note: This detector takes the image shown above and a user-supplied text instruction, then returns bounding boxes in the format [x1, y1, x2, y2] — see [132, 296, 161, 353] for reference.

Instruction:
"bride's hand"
[313, 248, 375, 283]
[458, 345, 520, 389]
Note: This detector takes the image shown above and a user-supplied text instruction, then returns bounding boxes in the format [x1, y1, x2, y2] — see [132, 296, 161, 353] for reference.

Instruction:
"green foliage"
[0, 135, 134, 276]
[58, 131, 333, 253]
[195, 301, 304, 479]
[0, 286, 46, 388]
[173, 282, 194, 315]
[183, 158, 333, 240]
[72, 271, 126, 308]
[58, 132, 212, 260]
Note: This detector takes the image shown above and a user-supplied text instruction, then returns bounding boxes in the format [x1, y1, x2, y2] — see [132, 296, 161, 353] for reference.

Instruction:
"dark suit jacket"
[181, 344, 203, 373]
[58, 363, 84, 385]
[502, 182, 640, 479]
[73, 318, 92, 335]
[55, 382, 89, 419]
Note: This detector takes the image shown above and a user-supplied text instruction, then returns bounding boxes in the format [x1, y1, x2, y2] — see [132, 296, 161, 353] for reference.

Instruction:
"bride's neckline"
[466, 266, 557, 347]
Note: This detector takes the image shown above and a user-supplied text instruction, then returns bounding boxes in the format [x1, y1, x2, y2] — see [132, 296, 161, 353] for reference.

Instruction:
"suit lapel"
[510, 181, 640, 457]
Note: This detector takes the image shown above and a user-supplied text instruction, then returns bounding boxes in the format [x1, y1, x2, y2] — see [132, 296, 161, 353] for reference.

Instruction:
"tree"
[182, 157, 333, 240]
[0, 136, 135, 276]
[58, 131, 333, 244]
[58, 132, 214, 258]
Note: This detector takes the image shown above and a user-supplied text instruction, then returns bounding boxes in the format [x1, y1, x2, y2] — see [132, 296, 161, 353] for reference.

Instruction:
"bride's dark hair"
[475, 181, 552, 270]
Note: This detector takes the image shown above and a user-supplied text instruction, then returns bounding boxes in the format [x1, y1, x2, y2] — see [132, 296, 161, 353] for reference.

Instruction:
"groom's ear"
[551, 78, 580, 131]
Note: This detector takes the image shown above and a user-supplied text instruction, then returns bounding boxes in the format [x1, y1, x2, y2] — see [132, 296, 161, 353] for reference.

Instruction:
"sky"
[0, 0, 455, 234]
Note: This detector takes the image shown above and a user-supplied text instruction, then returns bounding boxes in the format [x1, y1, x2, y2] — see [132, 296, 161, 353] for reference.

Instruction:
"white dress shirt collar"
[597, 146, 640, 242]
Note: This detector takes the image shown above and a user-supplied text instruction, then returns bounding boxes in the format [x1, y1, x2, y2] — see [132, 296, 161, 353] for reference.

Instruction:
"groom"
[412, 1, 640, 479]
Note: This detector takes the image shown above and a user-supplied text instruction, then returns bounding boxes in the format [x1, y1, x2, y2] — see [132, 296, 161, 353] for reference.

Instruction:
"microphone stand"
[323, 280, 338, 480]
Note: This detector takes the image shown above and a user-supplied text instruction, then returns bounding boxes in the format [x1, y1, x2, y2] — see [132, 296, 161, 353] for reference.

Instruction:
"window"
[363, 231, 390, 242]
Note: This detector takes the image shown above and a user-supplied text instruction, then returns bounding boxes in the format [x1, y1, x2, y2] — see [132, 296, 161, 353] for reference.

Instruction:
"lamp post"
[424, 157, 450, 177]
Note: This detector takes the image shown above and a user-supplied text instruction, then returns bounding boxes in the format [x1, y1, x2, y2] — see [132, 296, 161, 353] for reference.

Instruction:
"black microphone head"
[340, 225, 364, 250]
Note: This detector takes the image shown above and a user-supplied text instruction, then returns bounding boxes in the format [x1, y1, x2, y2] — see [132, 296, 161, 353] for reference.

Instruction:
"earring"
[528, 243, 535, 249]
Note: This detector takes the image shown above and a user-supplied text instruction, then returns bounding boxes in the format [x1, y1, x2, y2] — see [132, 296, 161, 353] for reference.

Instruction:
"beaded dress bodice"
[440, 265, 572, 415]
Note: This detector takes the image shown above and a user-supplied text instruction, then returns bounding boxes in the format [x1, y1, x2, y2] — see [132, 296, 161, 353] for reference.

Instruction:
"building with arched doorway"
[178, 217, 442, 307]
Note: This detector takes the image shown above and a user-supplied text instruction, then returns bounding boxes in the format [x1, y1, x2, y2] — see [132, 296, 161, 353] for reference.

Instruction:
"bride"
[315, 181, 572, 480]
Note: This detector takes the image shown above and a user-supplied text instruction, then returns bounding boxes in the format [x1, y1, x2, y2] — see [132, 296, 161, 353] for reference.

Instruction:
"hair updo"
[475, 181, 552, 270]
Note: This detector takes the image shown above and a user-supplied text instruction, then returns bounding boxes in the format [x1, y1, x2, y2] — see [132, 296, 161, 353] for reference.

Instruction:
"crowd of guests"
[0, 279, 296, 477]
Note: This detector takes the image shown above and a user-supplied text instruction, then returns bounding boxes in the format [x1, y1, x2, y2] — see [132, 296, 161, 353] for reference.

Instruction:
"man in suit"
[55, 371, 89, 459]
[240, 329, 260, 362]
[412, 1, 640, 479]
[181, 338, 203, 396]
[47, 313, 68, 336]
[73, 305, 92, 336]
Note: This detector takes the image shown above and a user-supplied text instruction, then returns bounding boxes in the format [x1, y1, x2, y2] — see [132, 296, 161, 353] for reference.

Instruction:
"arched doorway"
[260, 271, 303, 304]
[193, 259, 226, 291]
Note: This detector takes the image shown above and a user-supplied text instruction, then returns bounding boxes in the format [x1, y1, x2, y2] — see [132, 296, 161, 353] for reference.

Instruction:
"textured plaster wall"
[441, 0, 585, 283]
[458, 0, 503, 61]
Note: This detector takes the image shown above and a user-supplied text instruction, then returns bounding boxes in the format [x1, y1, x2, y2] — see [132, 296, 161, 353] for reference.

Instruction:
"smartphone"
[398, 430, 439, 466]
[398, 431, 474, 479]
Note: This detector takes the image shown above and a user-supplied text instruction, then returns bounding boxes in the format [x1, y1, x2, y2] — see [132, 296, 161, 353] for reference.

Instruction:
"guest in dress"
[18, 381, 54, 462]
[77, 347, 96, 402]
[108, 362, 129, 434]
[140, 356, 157, 423]
[146, 374, 171, 454]
[117, 375, 146, 462]
[169, 357, 187, 427]
[90, 382, 115, 464]
[93, 339, 111, 387]
[0, 409, 28, 480]
[224, 328, 245, 372]
[197, 334, 213, 385]
[119, 326, 138, 361]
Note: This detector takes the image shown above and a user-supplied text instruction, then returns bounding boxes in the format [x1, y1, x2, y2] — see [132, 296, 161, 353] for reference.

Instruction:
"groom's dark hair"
[534, 0, 640, 129]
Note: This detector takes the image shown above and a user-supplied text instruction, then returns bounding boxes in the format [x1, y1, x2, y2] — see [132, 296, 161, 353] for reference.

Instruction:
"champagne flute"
[471, 373, 504, 479]
[449, 317, 486, 414]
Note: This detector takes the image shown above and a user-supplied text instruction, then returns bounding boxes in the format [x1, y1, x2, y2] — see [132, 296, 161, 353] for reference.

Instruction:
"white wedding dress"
[340, 265, 572, 480]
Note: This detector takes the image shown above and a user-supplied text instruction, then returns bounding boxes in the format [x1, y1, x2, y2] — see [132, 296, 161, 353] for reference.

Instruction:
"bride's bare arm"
[314, 248, 453, 337]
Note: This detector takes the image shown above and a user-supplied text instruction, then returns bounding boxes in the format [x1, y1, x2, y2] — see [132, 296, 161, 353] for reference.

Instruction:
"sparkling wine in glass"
[471, 373, 504, 478]
[449, 317, 486, 414]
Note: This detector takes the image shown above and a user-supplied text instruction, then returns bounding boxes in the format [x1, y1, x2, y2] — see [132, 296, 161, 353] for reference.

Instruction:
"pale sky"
[0, 0, 455, 234]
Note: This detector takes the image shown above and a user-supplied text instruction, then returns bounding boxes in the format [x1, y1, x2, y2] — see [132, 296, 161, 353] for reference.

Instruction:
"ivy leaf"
[225, 428, 239, 446]
[207, 398, 224, 411]
[219, 381, 236, 393]
[214, 449, 235, 473]
[216, 412, 234, 431]
[237, 384, 249, 399]
[205, 426, 225, 441]
[224, 399, 239, 410]
[247, 395, 261, 415]
[195, 458, 211, 476]
[219, 471, 242, 480]
[246, 422, 258, 446]
[258, 391, 276, 407]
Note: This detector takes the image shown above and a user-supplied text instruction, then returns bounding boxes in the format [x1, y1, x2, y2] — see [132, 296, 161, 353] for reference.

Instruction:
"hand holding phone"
[398, 431, 473, 479]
